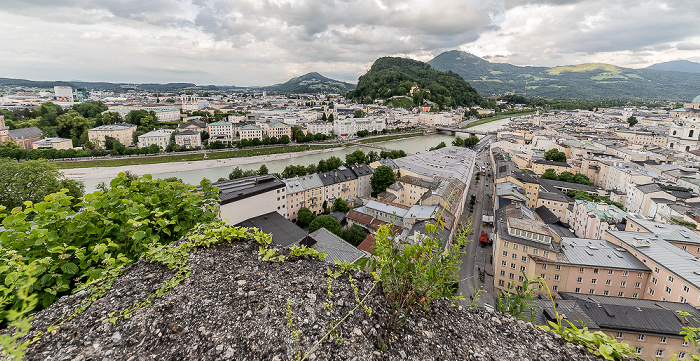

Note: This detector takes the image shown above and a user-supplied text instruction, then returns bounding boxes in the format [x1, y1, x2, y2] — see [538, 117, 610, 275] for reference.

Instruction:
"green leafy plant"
[495, 272, 539, 322]
[671, 311, 700, 361]
[288, 245, 327, 260]
[356, 218, 471, 329]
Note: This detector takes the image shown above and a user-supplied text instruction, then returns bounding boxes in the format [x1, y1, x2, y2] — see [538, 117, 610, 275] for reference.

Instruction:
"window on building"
[591, 279, 598, 284]
[542, 264, 547, 270]
[589, 289, 595, 294]
[501, 260, 507, 266]
[552, 285, 558, 291]
[605, 279, 612, 286]
[616, 332, 623, 339]
[622, 271, 629, 277]
[651, 277, 657, 285]
[543, 251, 550, 257]
[665, 286, 672, 294]
[635, 347, 643, 355]
[575, 287, 581, 293]
[555, 265, 561, 271]
[648, 288, 655, 296]
[660, 337, 667, 344]
[511, 263, 516, 269]
[540, 274, 546, 279]
[638, 334, 646, 342]
[668, 275, 674, 283]
[682, 340, 689, 347]
[521, 256, 527, 262]
[679, 352, 687, 359]
[554, 275, 560, 281]
[502, 251, 508, 257]
[509, 273, 515, 280]
[520, 266, 526, 272]
[656, 350, 664, 358]
[680, 296, 687, 303]
[593, 268, 599, 274]
[635, 282, 641, 289]
[533, 249, 539, 255]
[512, 253, 517, 260]
[654, 267, 660, 274]
[503, 241, 510, 247]
[513, 244, 519, 250]
[683, 285, 690, 293]
[618, 292, 624, 297]
[633, 293, 639, 298]
[579, 267, 585, 273]
[523, 246, 529, 252]
[498, 280, 504, 286]
[500, 270, 506, 277]
[577, 277, 583, 283]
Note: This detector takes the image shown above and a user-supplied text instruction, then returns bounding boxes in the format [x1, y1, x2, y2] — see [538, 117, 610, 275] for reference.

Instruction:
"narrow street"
[458, 136, 495, 307]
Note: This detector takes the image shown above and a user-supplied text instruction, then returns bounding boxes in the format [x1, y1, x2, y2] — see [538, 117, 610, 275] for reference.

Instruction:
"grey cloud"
[677, 42, 700, 50]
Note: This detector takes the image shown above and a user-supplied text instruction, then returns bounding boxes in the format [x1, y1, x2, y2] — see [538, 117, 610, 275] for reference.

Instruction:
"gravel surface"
[23, 241, 603, 360]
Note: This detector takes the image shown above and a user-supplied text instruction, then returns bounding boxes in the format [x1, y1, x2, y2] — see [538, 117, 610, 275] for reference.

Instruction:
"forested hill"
[348, 57, 482, 108]
[646, 60, 700, 73]
[264, 72, 356, 94]
[428, 50, 700, 101]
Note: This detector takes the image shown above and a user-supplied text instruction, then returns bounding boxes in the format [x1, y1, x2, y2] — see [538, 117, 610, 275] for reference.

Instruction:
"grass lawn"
[56, 144, 338, 169]
[357, 132, 423, 144]
[463, 110, 536, 128]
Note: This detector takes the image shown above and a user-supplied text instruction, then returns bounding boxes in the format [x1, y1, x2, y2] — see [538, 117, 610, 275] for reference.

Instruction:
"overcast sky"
[2, 0, 700, 86]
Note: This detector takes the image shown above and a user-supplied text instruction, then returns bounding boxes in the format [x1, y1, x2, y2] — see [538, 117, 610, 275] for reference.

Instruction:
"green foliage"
[0, 173, 219, 314]
[379, 149, 406, 159]
[464, 135, 479, 148]
[544, 148, 567, 162]
[370, 165, 396, 197]
[0, 158, 85, 211]
[627, 116, 638, 127]
[541, 319, 636, 360]
[308, 215, 343, 237]
[258, 164, 269, 175]
[72, 101, 108, 119]
[356, 221, 470, 329]
[342, 224, 368, 247]
[495, 272, 539, 322]
[331, 198, 350, 213]
[567, 190, 625, 210]
[288, 245, 327, 260]
[452, 136, 464, 147]
[266, 72, 355, 94]
[429, 141, 447, 151]
[0, 255, 40, 359]
[297, 207, 316, 228]
[671, 311, 700, 361]
[349, 57, 482, 108]
[344, 150, 367, 166]
[541, 169, 558, 180]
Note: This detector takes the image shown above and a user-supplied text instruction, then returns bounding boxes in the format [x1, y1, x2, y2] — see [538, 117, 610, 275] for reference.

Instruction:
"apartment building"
[207, 121, 236, 142]
[531, 159, 574, 176]
[306, 121, 334, 136]
[285, 177, 306, 222]
[240, 125, 263, 140]
[605, 230, 700, 307]
[333, 117, 385, 136]
[213, 174, 287, 224]
[174, 130, 201, 148]
[31, 137, 73, 150]
[88, 123, 137, 148]
[570, 200, 627, 239]
[493, 203, 560, 293]
[265, 121, 291, 139]
[138, 129, 175, 149]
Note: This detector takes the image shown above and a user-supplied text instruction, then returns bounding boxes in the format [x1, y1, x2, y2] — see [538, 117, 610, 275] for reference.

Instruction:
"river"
[76, 117, 513, 192]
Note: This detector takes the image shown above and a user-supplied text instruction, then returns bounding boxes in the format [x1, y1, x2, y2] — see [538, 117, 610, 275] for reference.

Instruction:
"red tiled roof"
[347, 209, 374, 225]
[357, 234, 376, 253]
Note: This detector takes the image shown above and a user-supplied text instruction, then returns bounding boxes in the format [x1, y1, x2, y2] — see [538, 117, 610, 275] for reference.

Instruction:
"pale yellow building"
[88, 123, 137, 148]
[31, 137, 73, 150]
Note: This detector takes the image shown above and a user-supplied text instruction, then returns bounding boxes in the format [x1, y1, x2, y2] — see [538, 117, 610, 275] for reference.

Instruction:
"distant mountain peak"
[646, 60, 700, 74]
[265, 72, 355, 94]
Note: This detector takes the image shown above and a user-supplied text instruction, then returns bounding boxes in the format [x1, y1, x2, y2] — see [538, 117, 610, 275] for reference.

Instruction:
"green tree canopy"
[343, 224, 368, 247]
[627, 116, 638, 127]
[345, 150, 367, 165]
[258, 164, 269, 175]
[332, 198, 350, 213]
[0, 158, 85, 211]
[371, 165, 396, 196]
[464, 135, 479, 148]
[297, 207, 315, 228]
[541, 169, 558, 180]
[452, 136, 464, 147]
[308, 215, 343, 237]
[544, 148, 567, 162]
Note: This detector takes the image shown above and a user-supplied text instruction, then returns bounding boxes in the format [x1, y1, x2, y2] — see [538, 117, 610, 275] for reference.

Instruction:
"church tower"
[0, 115, 9, 143]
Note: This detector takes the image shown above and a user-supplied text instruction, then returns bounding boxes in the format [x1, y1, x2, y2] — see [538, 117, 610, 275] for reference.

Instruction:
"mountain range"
[646, 60, 700, 73]
[428, 51, 700, 101]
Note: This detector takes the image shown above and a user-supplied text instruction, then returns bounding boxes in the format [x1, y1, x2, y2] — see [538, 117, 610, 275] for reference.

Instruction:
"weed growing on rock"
[0, 259, 39, 361]
[289, 245, 327, 260]
[357, 218, 470, 330]
[285, 300, 302, 361]
[495, 272, 539, 322]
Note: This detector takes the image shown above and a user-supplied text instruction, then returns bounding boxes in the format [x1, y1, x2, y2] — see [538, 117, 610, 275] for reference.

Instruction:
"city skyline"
[2, 0, 700, 86]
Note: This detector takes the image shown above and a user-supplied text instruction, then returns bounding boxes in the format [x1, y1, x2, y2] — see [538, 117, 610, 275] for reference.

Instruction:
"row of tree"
[540, 170, 593, 186]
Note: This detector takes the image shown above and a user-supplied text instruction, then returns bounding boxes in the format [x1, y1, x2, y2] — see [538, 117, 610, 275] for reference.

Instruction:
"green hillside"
[428, 50, 700, 101]
[348, 57, 482, 108]
[265, 72, 355, 94]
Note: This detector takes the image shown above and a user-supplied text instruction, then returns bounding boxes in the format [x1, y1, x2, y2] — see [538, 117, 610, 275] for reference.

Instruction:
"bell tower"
[0, 115, 9, 143]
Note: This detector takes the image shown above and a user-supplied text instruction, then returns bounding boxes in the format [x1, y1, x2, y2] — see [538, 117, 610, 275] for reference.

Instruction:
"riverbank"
[61, 145, 344, 181]
[463, 110, 536, 128]
[356, 132, 423, 144]
[56, 144, 337, 169]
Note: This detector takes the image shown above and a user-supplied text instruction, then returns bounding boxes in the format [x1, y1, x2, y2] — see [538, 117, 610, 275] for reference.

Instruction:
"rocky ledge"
[23, 241, 601, 360]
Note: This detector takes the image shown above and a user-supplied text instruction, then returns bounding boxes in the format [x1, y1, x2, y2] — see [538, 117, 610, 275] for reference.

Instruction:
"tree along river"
[78, 118, 511, 192]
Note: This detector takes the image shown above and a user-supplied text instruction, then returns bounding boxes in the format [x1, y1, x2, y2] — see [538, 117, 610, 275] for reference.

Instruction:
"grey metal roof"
[534, 292, 700, 336]
[608, 230, 700, 289]
[284, 177, 305, 195]
[212, 174, 285, 205]
[537, 191, 571, 202]
[393, 146, 476, 182]
[9, 126, 42, 140]
[538, 178, 601, 193]
[297, 173, 324, 191]
[306, 228, 364, 263]
[349, 163, 373, 177]
[560, 238, 649, 271]
[237, 211, 307, 247]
